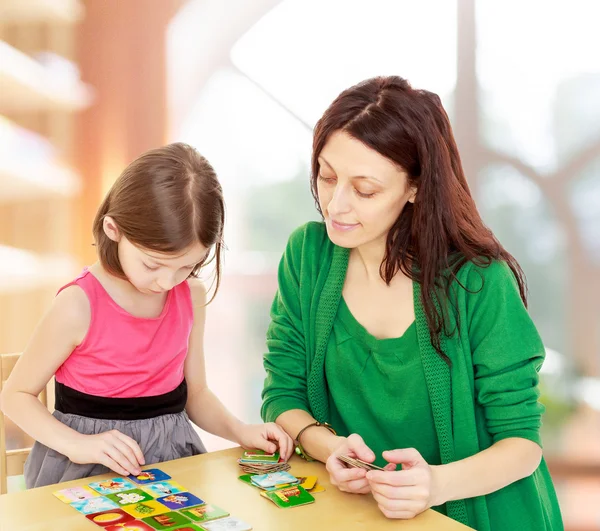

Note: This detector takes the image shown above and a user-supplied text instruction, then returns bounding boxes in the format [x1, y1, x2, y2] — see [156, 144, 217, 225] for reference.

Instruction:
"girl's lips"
[330, 219, 360, 232]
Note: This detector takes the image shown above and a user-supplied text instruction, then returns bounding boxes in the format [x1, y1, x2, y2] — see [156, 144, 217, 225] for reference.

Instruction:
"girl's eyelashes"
[143, 263, 160, 271]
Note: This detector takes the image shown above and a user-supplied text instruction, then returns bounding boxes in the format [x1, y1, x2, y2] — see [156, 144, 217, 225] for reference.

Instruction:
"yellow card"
[310, 484, 326, 493]
[52, 486, 99, 503]
[122, 500, 170, 518]
[299, 476, 318, 490]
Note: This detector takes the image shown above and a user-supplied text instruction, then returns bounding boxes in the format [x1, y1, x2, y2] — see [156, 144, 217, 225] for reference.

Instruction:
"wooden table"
[0, 447, 473, 530]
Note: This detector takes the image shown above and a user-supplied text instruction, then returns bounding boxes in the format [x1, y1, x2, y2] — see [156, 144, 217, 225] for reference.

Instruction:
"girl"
[1, 142, 292, 488]
[261, 77, 563, 530]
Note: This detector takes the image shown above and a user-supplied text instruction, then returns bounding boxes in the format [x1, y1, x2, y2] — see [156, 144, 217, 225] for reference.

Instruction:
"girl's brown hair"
[311, 76, 527, 361]
[93, 142, 225, 299]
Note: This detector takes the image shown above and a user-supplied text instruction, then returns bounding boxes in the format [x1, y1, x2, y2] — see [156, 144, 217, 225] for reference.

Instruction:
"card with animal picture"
[141, 480, 187, 498]
[71, 495, 120, 515]
[157, 492, 204, 510]
[179, 503, 230, 522]
[262, 485, 315, 509]
[250, 471, 298, 489]
[122, 500, 171, 519]
[86, 508, 135, 527]
[89, 477, 138, 495]
[129, 469, 172, 484]
[106, 488, 155, 506]
[53, 485, 99, 503]
[105, 522, 156, 531]
[238, 474, 294, 492]
[142, 510, 192, 529]
[197, 517, 252, 531]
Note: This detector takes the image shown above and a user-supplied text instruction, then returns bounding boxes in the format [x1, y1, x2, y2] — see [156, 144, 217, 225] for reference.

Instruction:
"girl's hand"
[237, 422, 294, 461]
[367, 448, 440, 519]
[67, 430, 145, 476]
[326, 434, 392, 495]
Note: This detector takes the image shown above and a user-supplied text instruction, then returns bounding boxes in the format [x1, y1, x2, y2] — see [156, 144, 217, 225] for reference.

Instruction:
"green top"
[326, 298, 441, 471]
[261, 222, 563, 531]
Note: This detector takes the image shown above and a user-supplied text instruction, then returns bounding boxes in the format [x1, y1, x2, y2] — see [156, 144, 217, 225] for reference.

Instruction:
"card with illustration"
[239, 450, 280, 464]
[86, 508, 136, 527]
[141, 480, 187, 498]
[53, 485, 99, 503]
[89, 477, 138, 495]
[106, 488, 155, 506]
[262, 485, 315, 509]
[105, 522, 156, 531]
[122, 500, 171, 519]
[142, 510, 191, 529]
[197, 517, 252, 531]
[129, 469, 172, 484]
[157, 492, 204, 510]
[165, 526, 204, 531]
[238, 474, 294, 492]
[71, 496, 120, 515]
[296, 476, 318, 490]
[180, 503, 229, 522]
[250, 471, 299, 489]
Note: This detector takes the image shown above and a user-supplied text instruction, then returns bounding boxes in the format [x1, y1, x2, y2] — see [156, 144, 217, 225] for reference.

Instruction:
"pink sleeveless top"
[54, 269, 194, 398]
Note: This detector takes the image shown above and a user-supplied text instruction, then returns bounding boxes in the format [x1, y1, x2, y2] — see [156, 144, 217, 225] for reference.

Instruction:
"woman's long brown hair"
[311, 76, 527, 361]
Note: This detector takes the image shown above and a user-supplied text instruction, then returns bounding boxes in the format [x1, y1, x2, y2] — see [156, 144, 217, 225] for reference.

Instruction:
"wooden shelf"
[0, 41, 92, 113]
[0, 245, 77, 292]
[0, 0, 83, 24]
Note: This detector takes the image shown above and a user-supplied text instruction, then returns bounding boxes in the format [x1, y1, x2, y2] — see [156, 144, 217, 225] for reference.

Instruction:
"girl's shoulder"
[49, 283, 91, 346]
[186, 277, 207, 307]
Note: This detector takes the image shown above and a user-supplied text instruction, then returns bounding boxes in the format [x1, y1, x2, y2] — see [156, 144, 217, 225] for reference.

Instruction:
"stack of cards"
[53, 467, 252, 530]
[237, 450, 291, 475]
[337, 454, 385, 471]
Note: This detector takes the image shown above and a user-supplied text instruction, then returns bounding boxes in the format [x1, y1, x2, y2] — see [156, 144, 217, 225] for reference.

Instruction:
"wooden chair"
[0, 353, 53, 494]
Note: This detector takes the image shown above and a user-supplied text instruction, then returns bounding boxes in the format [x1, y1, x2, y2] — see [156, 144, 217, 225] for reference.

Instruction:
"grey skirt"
[25, 410, 206, 489]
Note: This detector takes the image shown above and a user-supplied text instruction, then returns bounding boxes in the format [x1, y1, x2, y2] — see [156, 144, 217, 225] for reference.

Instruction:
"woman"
[261, 76, 563, 530]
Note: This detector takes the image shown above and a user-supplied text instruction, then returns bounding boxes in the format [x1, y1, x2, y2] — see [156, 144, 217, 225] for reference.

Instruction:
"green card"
[180, 503, 230, 522]
[262, 485, 315, 508]
[142, 510, 191, 529]
[105, 488, 154, 506]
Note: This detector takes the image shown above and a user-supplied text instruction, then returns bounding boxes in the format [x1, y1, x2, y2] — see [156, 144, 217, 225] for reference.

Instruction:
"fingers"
[100, 451, 133, 476]
[367, 469, 419, 487]
[114, 431, 145, 465]
[110, 438, 142, 476]
[346, 434, 375, 463]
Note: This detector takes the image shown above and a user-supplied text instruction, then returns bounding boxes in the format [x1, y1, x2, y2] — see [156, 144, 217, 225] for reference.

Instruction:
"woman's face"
[316, 130, 415, 251]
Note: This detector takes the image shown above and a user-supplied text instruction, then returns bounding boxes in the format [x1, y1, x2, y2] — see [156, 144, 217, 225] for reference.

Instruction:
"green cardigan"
[261, 222, 563, 530]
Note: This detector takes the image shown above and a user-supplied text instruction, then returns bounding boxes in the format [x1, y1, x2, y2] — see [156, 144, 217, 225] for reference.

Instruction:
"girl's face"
[316, 130, 416, 251]
[103, 217, 208, 294]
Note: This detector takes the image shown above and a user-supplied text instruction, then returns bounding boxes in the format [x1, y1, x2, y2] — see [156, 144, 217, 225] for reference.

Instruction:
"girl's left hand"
[237, 422, 294, 461]
[367, 448, 442, 520]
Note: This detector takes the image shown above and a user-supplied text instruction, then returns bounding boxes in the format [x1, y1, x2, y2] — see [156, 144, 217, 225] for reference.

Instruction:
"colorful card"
[250, 471, 298, 489]
[239, 450, 280, 464]
[180, 503, 229, 522]
[122, 500, 171, 519]
[89, 477, 138, 495]
[53, 485, 99, 503]
[167, 526, 204, 531]
[262, 485, 315, 509]
[142, 510, 191, 529]
[86, 508, 135, 527]
[157, 492, 204, 509]
[297, 476, 318, 490]
[71, 496, 120, 515]
[238, 474, 294, 492]
[106, 488, 155, 506]
[197, 517, 252, 531]
[310, 484, 326, 493]
[105, 523, 156, 531]
[129, 469, 172, 484]
[141, 480, 187, 498]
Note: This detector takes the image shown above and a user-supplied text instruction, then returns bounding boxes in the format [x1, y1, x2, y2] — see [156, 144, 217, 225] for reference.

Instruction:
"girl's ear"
[407, 185, 417, 204]
[103, 216, 121, 242]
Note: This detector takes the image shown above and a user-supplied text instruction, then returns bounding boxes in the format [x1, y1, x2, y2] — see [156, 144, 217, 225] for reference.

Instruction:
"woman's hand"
[367, 448, 441, 519]
[236, 422, 294, 461]
[67, 430, 145, 476]
[326, 434, 392, 494]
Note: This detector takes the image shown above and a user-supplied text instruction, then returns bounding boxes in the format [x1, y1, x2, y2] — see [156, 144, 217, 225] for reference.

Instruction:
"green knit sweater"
[261, 222, 563, 530]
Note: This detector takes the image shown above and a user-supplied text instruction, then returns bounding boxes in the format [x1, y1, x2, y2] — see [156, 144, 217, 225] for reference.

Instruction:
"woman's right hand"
[325, 433, 380, 495]
[67, 430, 145, 476]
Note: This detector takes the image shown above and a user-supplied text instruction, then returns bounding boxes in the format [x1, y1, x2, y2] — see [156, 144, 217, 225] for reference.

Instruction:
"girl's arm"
[0, 286, 144, 476]
[184, 279, 293, 458]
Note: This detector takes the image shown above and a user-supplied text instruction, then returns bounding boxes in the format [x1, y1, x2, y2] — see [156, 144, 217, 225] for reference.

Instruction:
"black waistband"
[54, 379, 188, 420]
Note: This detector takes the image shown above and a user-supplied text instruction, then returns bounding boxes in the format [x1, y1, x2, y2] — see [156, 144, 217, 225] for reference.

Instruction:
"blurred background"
[0, 0, 598, 528]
